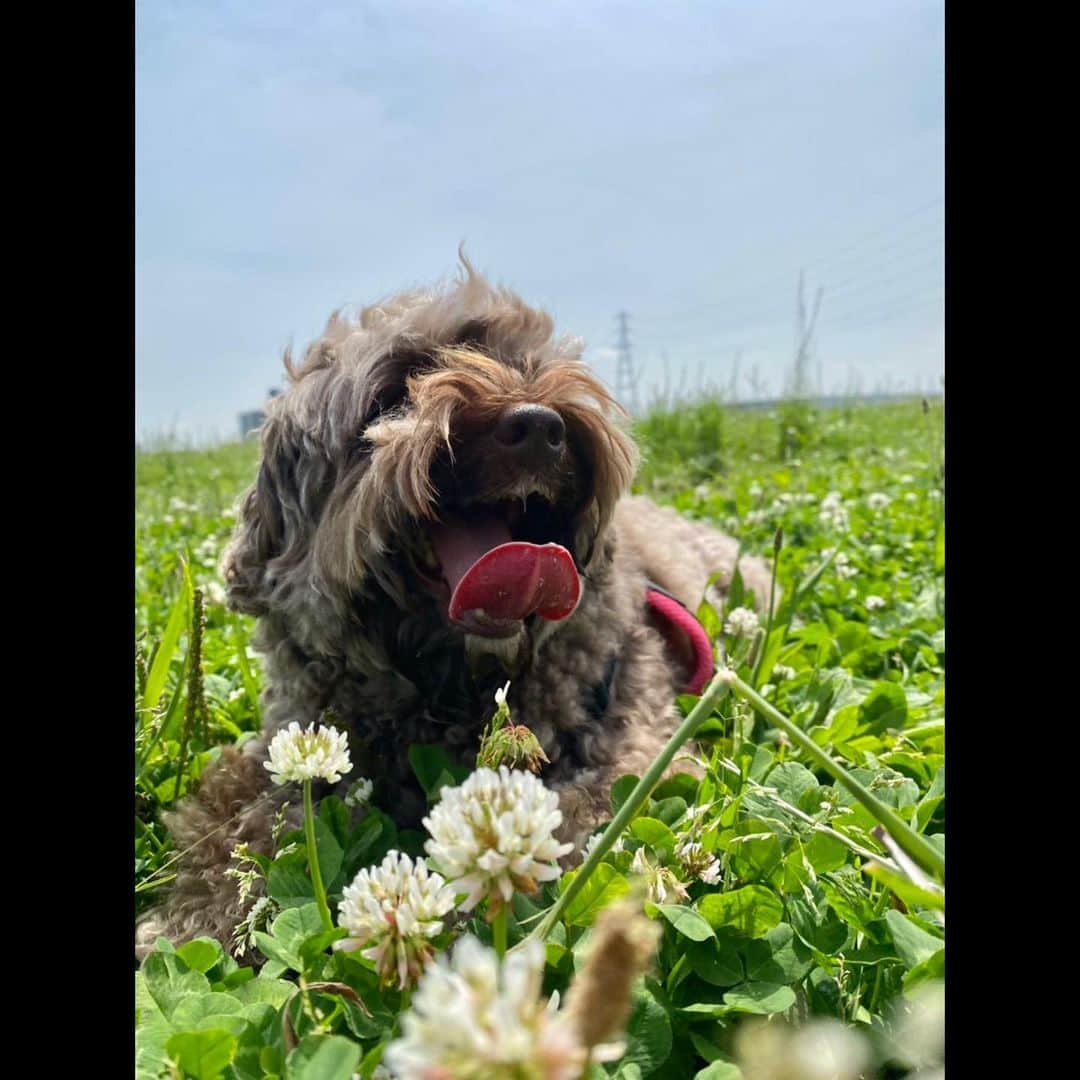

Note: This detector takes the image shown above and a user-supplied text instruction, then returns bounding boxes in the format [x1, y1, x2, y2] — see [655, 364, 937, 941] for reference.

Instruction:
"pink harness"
[644, 584, 716, 696]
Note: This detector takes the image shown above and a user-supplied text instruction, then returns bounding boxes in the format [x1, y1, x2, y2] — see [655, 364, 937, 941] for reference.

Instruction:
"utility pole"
[730, 349, 741, 404]
[615, 311, 640, 414]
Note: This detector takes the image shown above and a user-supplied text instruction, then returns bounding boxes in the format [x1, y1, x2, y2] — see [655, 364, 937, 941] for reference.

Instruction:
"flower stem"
[723, 672, 945, 882]
[524, 670, 734, 947]
[303, 779, 334, 932]
[492, 906, 508, 961]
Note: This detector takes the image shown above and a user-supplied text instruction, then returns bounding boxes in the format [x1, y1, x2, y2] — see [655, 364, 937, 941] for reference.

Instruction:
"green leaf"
[621, 983, 673, 1075]
[651, 796, 689, 826]
[798, 831, 845, 874]
[695, 1063, 745, 1080]
[863, 862, 945, 912]
[285, 1034, 361, 1080]
[142, 950, 212, 1020]
[903, 947, 945, 993]
[765, 761, 818, 805]
[885, 910, 944, 969]
[165, 1029, 237, 1080]
[699, 886, 783, 939]
[231, 977, 297, 1008]
[687, 939, 743, 986]
[176, 937, 225, 974]
[722, 981, 797, 1015]
[142, 568, 192, 714]
[270, 903, 326, 957]
[611, 774, 641, 815]
[631, 817, 678, 860]
[267, 847, 315, 908]
[653, 904, 716, 942]
[319, 796, 352, 848]
[561, 863, 631, 927]
[857, 682, 908, 735]
[311, 817, 344, 892]
[408, 745, 467, 800]
[742, 924, 814, 984]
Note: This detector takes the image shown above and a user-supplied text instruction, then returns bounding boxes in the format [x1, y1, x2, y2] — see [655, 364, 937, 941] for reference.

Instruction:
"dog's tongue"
[430, 511, 581, 636]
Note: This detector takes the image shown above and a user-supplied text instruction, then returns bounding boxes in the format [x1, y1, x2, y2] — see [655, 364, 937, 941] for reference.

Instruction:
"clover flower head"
[423, 766, 574, 913]
[583, 830, 625, 860]
[385, 936, 599, 1080]
[677, 840, 722, 885]
[865, 595, 886, 611]
[344, 777, 374, 810]
[735, 1017, 872, 1080]
[630, 846, 690, 905]
[263, 721, 352, 785]
[818, 491, 849, 531]
[725, 606, 761, 638]
[867, 492, 891, 511]
[335, 851, 456, 989]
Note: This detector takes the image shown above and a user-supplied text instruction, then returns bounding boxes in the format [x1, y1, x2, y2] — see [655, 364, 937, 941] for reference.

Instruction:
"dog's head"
[223, 259, 638, 673]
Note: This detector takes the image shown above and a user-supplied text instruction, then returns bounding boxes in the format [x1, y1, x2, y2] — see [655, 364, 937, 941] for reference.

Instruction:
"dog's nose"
[492, 403, 566, 466]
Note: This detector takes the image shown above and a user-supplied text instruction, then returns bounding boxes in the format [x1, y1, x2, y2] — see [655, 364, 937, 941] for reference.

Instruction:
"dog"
[135, 259, 773, 959]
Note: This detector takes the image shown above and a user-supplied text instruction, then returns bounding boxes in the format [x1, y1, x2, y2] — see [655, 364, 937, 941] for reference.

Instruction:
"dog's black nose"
[492, 403, 566, 466]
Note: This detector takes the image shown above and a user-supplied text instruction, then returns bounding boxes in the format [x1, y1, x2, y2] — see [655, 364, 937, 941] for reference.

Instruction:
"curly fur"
[135, 258, 773, 959]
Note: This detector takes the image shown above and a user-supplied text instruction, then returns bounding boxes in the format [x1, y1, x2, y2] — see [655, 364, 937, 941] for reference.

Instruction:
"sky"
[136, 0, 944, 444]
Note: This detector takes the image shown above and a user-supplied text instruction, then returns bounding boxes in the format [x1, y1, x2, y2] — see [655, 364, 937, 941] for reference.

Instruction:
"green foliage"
[136, 399, 944, 1077]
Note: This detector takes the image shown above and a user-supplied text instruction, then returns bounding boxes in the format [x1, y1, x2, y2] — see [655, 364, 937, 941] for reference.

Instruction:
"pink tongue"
[429, 512, 581, 637]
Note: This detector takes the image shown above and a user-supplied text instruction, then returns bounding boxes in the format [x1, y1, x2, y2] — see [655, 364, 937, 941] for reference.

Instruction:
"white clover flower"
[898, 473, 915, 484]
[344, 777, 374, 810]
[630, 846, 690, 905]
[677, 841, 722, 886]
[772, 663, 796, 681]
[423, 766, 574, 912]
[335, 851, 456, 990]
[583, 830, 624, 861]
[832, 552, 858, 580]
[905, 491, 919, 503]
[385, 936, 594, 1080]
[694, 483, 710, 500]
[745, 509, 770, 526]
[263, 721, 352, 785]
[818, 491, 849, 531]
[736, 1017, 871, 1080]
[748, 483, 763, 498]
[204, 580, 228, 607]
[865, 595, 886, 611]
[867, 492, 891, 511]
[725, 606, 761, 638]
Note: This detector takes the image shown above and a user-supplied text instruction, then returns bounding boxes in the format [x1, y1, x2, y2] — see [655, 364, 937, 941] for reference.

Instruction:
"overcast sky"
[136, 0, 943, 444]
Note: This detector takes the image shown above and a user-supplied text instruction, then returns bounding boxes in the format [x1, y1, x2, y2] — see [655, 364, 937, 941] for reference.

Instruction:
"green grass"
[135, 398, 944, 1080]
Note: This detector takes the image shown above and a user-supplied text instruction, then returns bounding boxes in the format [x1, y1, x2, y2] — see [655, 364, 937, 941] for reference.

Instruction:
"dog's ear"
[222, 414, 324, 615]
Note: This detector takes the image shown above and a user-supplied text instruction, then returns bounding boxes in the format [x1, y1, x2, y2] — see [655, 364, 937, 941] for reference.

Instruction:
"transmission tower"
[792, 270, 824, 401]
[614, 311, 640, 414]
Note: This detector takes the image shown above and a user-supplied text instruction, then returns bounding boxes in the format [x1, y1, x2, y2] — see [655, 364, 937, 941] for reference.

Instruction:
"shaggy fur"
[135, 260, 773, 959]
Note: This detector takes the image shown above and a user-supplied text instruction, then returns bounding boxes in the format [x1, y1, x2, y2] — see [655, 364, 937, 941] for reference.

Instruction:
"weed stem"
[304, 779, 335, 933]
[723, 672, 945, 881]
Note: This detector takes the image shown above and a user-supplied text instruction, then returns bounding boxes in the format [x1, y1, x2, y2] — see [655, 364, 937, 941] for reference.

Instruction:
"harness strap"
[644, 582, 716, 696]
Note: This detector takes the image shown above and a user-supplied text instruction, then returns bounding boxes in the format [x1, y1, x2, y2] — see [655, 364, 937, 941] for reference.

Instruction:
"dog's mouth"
[415, 493, 582, 639]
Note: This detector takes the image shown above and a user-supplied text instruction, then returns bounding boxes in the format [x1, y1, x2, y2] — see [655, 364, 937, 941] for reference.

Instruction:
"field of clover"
[135, 397, 945, 1080]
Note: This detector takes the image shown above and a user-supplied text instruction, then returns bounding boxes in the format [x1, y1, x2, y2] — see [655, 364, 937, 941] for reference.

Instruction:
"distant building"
[238, 388, 282, 439]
